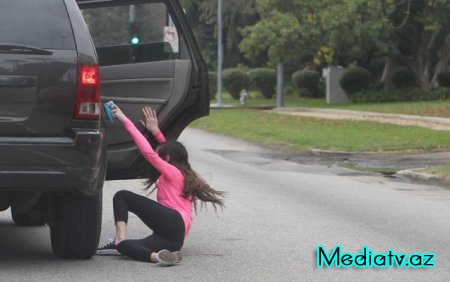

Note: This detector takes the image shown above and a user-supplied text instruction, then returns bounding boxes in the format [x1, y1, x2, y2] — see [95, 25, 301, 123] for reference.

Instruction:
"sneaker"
[156, 249, 182, 266]
[97, 241, 120, 255]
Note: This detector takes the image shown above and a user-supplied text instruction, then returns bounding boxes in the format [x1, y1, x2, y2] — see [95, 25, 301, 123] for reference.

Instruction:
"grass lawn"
[190, 108, 450, 152]
[216, 93, 450, 118]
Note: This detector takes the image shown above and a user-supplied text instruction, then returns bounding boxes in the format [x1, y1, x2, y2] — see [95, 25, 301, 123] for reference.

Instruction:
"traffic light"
[129, 22, 141, 45]
[131, 35, 140, 45]
[203, 19, 215, 43]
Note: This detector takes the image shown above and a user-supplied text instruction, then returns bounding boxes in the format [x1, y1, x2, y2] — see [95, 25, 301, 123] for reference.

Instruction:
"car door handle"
[0, 76, 38, 87]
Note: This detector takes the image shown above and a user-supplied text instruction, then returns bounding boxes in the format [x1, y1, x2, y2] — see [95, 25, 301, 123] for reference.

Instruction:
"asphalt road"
[1, 128, 450, 281]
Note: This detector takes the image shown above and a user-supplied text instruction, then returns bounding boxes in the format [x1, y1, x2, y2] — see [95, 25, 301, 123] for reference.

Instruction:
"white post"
[216, 0, 224, 107]
[276, 62, 284, 108]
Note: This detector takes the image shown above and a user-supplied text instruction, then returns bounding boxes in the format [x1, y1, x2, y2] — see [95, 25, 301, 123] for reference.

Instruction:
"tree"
[240, 0, 450, 91]
[181, 0, 260, 68]
[388, 0, 450, 90]
[239, 0, 324, 68]
[240, 11, 304, 66]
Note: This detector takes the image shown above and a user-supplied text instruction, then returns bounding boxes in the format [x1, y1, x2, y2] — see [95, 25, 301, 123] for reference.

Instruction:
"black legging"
[113, 190, 185, 262]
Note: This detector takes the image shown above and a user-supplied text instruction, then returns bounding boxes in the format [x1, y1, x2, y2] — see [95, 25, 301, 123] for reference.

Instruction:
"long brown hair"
[146, 141, 225, 211]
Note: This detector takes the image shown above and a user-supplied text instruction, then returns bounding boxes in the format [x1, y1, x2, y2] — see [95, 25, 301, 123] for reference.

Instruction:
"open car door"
[76, 0, 209, 180]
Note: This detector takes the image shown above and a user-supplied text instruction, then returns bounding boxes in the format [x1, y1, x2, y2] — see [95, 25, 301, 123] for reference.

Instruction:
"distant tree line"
[181, 0, 450, 93]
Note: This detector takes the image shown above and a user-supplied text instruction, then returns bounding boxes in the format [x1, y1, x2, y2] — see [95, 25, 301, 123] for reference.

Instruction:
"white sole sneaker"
[96, 248, 121, 256]
[96, 241, 121, 256]
[157, 249, 182, 266]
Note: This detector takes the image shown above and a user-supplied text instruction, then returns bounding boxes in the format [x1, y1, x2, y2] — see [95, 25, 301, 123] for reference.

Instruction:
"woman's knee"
[114, 189, 131, 198]
[113, 190, 133, 202]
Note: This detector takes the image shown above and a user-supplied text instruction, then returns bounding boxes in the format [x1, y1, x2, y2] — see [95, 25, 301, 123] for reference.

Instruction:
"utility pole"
[129, 5, 135, 23]
[276, 62, 284, 107]
[216, 0, 223, 107]
[128, 5, 136, 61]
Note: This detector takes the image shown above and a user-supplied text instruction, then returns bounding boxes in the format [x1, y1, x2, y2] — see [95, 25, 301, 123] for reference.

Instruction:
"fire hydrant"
[240, 89, 248, 107]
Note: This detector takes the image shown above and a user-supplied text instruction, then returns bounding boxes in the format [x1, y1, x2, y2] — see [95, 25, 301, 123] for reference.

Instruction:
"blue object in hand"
[104, 101, 115, 122]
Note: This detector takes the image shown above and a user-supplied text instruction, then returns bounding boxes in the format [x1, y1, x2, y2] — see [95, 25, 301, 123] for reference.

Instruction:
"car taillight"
[74, 65, 100, 119]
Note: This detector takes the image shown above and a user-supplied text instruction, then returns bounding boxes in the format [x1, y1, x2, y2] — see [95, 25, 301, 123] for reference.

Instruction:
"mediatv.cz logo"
[316, 245, 435, 268]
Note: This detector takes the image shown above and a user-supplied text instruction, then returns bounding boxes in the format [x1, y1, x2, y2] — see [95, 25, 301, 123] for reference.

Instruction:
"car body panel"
[0, 0, 103, 193]
[0, 0, 207, 258]
[0, 0, 208, 187]
[77, 0, 209, 180]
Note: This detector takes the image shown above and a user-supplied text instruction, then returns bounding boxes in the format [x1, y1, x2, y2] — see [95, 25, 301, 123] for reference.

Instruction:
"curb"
[310, 149, 354, 156]
[396, 169, 441, 182]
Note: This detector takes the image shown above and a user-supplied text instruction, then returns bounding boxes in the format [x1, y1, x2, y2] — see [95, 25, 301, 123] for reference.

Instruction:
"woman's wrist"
[148, 126, 160, 134]
[117, 115, 127, 122]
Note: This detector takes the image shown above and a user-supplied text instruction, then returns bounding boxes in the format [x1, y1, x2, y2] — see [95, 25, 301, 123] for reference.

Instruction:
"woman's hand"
[111, 105, 127, 122]
[140, 106, 160, 134]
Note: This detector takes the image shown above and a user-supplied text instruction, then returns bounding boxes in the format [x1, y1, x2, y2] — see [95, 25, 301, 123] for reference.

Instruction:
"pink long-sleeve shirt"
[122, 118, 193, 237]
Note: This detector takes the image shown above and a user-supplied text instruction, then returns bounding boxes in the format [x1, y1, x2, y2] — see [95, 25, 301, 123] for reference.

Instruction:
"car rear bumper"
[0, 129, 105, 193]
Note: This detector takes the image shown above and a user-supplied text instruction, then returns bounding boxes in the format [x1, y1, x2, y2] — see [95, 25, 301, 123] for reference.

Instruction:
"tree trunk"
[381, 57, 394, 90]
[394, 23, 450, 91]
[431, 34, 450, 87]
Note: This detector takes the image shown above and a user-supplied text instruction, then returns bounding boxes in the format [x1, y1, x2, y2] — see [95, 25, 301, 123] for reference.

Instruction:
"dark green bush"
[317, 82, 326, 98]
[349, 88, 450, 103]
[283, 81, 298, 97]
[431, 87, 450, 99]
[437, 71, 450, 87]
[390, 66, 416, 89]
[291, 70, 320, 98]
[208, 71, 217, 101]
[371, 80, 385, 91]
[248, 68, 276, 99]
[222, 68, 250, 99]
[339, 67, 372, 95]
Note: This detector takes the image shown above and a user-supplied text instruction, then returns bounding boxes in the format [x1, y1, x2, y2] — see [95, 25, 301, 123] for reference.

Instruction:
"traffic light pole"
[128, 5, 136, 61]
[129, 4, 135, 23]
[216, 0, 223, 107]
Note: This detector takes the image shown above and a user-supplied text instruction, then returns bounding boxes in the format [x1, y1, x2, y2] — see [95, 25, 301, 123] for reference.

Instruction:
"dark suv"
[0, 0, 209, 259]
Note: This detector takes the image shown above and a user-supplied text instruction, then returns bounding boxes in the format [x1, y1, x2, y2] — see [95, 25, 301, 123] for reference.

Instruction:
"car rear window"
[0, 0, 75, 50]
[81, 2, 180, 66]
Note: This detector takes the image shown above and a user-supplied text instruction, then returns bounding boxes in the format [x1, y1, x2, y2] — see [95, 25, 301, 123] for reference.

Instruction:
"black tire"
[49, 192, 102, 259]
[11, 209, 46, 226]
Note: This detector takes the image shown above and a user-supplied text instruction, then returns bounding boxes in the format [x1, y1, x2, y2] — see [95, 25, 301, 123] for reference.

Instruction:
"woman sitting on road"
[97, 105, 225, 266]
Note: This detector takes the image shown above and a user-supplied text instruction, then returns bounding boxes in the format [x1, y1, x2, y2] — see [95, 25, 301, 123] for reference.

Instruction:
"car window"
[0, 0, 76, 50]
[81, 2, 180, 66]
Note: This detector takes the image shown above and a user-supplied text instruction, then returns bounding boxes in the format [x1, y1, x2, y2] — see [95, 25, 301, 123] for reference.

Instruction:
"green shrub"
[349, 88, 449, 103]
[317, 81, 326, 98]
[437, 71, 450, 87]
[371, 80, 385, 91]
[339, 67, 372, 95]
[291, 70, 320, 98]
[283, 81, 298, 97]
[208, 71, 217, 101]
[391, 66, 416, 89]
[432, 87, 450, 99]
[222, 68, 250, 100]
[248, 68, 276, 99]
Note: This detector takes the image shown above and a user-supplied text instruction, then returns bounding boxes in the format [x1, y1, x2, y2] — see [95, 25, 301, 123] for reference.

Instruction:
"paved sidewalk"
[271, 107, 450, 131]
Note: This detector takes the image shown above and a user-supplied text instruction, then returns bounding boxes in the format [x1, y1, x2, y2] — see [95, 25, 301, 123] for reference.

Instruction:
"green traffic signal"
[131, 36, 140, 45]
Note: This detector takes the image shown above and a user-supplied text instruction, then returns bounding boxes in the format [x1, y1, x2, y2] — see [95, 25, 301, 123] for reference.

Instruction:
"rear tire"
[49, 192, 102, 259]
